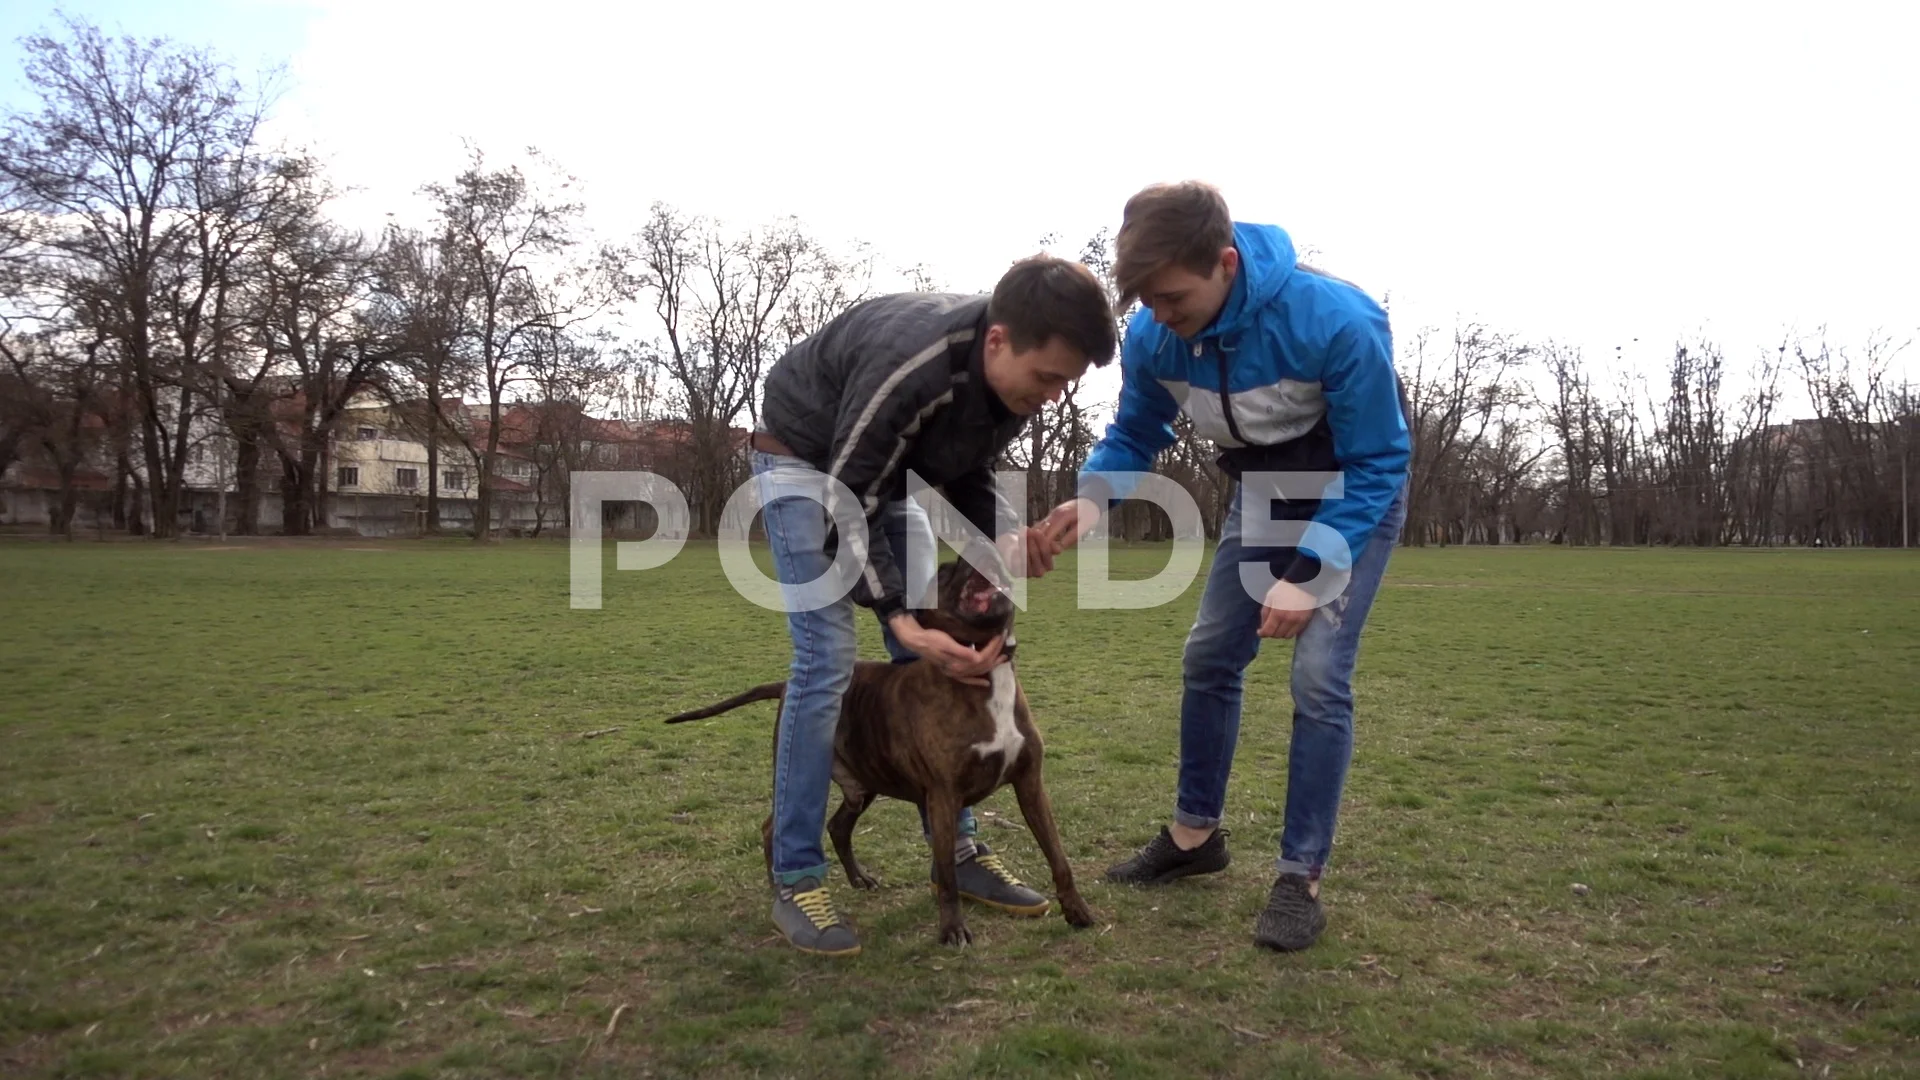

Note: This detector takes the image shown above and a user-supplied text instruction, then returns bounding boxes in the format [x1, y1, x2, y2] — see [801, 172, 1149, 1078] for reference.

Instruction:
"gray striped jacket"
[760, 292, 1024, 619]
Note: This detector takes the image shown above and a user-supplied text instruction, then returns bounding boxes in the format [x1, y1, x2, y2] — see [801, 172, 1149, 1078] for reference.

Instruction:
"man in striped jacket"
[751, 254, 1116, 956]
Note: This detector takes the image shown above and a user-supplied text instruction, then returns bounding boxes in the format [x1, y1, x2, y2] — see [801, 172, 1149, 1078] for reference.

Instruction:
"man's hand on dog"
[888, 614, 1006, 687]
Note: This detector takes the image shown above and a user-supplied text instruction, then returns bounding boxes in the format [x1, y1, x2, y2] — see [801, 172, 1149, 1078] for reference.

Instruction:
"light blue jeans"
[1175, 479, 1408, 879]
[754, 450, 977, 886]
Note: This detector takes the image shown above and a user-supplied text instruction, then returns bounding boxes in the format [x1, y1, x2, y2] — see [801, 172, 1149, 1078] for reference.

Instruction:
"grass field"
[2, 537, 1916, 1079]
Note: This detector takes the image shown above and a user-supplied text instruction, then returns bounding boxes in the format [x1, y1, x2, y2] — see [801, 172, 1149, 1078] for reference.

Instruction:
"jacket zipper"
[1204, 341, 1248, 445]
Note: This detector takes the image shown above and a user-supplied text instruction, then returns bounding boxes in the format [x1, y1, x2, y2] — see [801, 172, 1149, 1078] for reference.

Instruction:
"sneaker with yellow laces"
[772, 876, 861, 956]
[939, 841, 1051, 917]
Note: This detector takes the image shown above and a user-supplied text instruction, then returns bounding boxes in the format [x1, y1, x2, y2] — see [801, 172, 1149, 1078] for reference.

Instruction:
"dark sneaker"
[941, 842, 1050, 916]
[772, 876, 861, 957]
[1104, 826, 1231, 885]
[1253, 873, 1326, 952]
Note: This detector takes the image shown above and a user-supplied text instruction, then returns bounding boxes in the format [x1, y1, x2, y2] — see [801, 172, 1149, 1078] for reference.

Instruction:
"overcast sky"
[3, 0, 1915, 417]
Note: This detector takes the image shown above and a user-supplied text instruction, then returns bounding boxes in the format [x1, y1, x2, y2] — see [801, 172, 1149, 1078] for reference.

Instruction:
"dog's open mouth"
[959, 571, 1000, 616]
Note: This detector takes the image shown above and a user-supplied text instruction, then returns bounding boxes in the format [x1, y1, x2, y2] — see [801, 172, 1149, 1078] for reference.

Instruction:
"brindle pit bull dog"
[666, 559, 1096, 946]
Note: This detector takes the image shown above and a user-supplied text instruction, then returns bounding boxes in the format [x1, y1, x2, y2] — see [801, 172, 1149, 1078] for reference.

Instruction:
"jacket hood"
[1203, 222, 1297, 339]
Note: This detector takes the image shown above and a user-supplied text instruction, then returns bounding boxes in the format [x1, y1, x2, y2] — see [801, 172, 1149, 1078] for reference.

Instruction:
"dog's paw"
[1061, 895, 1096, 928]
[848, 871, 882, 891]
[938, 922, 973, 947]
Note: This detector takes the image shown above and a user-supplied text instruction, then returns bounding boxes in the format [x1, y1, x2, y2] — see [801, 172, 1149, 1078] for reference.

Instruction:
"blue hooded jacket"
[1078, 222, 1411, 582]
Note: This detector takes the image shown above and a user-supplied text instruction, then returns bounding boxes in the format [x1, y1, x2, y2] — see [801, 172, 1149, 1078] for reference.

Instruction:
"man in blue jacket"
[1042, 181, 1411, 951]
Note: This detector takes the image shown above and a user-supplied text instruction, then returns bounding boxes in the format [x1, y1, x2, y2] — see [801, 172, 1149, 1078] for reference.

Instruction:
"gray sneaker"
[940, 842, 1050, 917]
[1253, 873, 1327, 952]
[772, 876, 861, 957]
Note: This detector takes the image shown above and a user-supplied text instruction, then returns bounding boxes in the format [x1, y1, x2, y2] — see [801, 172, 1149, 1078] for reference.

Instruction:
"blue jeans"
[1175, 479, 1408, 880]
[754, 450, 976, 886]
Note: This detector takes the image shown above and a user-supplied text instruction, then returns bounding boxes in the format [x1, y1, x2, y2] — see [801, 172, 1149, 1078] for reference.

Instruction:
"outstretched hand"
[997, 525, 1061, 579]
[1040, 497, 1100, 552]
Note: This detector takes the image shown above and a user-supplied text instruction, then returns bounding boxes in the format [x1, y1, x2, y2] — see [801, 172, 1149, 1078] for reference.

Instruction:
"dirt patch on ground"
[0, 803, 60, 832]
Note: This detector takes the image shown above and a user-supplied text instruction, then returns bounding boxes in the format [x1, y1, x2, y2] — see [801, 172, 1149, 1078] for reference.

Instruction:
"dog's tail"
[664, 681, 786, 723]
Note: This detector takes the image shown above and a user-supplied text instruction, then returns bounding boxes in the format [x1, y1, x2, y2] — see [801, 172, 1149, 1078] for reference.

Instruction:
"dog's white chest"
[971, 664, 1025, 780]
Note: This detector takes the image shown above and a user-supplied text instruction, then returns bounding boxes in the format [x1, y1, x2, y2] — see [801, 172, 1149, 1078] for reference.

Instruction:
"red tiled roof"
[1, 466, 112, 492]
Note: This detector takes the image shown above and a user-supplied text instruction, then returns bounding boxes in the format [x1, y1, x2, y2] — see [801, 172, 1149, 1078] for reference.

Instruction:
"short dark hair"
[1113, 180, 1234, 311]
[986, 254, 1117, 367]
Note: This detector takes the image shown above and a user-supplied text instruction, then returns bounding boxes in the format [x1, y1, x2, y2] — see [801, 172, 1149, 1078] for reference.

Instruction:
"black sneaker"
[1253, 873, 1326, 951]
[1104, 826, 1231, 885]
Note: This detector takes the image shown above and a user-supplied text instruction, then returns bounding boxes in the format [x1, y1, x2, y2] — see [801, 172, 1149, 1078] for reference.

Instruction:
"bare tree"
[1788, 330, 1911, 546]
[425, 146, 622, 540]
[365, 226, 475, 532]
[636, 205, 865, 536]
[782, 237, 876, 346]
[0, 17, 279, 536]
[1541, 342, 1601, 544]
[1400, 324, 1533, 544]
[1723, 343, 1791, 544]
[523, 327, 620, 534]
[245, 183, 384, 535]
[1648, 340, 1729, 544]
[0, 329, 109, 536]
[606, 347, 659, 424]
[0, 176, 35, 481]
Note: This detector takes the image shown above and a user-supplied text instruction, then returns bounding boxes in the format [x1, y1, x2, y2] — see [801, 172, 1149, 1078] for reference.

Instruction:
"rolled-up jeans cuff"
[1276, 857, 1322, 881]
[774, 863, 832, 888]
[919, 811, 979, 839]
[1174, 809, 1221, 830]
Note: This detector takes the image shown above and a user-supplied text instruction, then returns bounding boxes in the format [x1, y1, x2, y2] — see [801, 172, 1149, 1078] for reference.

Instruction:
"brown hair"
[986, 255, 1117, 367]
[1112, 180, 1234, 311]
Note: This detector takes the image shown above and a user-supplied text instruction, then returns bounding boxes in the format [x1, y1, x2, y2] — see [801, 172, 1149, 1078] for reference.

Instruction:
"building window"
[358, 426, 377, 441]
[338, 466, 359, 488]
[444, 470, 464, 490]
[395, 467, 419, 489]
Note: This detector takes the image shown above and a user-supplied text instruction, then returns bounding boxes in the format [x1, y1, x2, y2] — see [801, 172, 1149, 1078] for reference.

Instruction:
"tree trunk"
[51, 471, 78, 538]
[113, 448, 131, 532]
[161, 382, 194, 538]
[46, 441, 80, 540]
[474, 472, 492, 539]
[234, 431, 261, 535]
[128, 467, 147, 536]
[426, 436, 440, 533]
[425, 368, 442, 532]
[280, 452, 314, 535]
[316, 437, 331, 530]
[139, 400, 172, 538]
